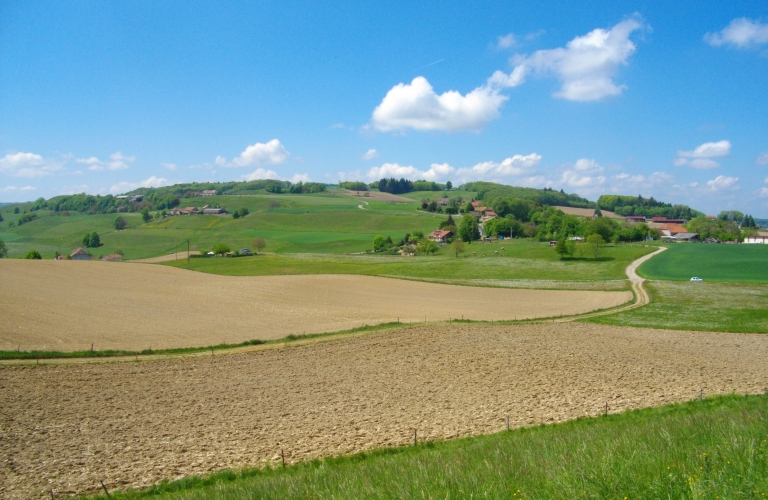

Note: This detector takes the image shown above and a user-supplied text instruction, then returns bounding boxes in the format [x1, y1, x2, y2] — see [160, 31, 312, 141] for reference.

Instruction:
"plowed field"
[1, 323, 767, 499]
[0, 260, 630, 351]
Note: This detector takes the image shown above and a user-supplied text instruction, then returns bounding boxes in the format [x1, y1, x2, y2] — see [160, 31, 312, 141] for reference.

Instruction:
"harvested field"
[554, 205, 621, 219]
[1, 322, 767, 499]
[0, 260, 630, 352]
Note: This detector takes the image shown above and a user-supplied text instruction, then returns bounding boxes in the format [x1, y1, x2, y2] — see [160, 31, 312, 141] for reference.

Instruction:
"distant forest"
[597, 194, 702, 219]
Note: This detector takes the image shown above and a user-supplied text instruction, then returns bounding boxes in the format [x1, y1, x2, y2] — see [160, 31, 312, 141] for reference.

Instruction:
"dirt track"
[0, 260, 630, 351]
[1, 322, 767, 499]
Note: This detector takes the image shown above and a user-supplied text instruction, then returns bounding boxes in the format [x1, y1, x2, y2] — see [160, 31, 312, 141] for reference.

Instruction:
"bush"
[212, 243, 231, 255]
[82, 232, 100, 248]
[114, 216, 127, 230]
[0, 239, 7, 258]
[24, 249, 42, 259]
[373, 235, 387, 252]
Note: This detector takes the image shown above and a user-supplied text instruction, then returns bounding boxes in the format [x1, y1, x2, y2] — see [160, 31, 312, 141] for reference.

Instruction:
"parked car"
[690, 277, 703, 282]
[239, 248, 252, 256]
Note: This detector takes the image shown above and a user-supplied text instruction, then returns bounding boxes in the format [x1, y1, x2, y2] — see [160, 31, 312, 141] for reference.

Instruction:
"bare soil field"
[1, 322, 767, 499]
[0, 260, 630, 352]
[554, 206, 621, 219]
[131, 251, 201, 263]
[340, 189, 413, 202]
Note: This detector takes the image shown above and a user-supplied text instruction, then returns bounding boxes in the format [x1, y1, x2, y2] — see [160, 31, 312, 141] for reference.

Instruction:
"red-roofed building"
[427, 230, 453, 243]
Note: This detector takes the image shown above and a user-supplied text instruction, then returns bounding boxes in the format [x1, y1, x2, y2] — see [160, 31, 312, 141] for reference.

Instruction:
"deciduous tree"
[458, 214, 480, 243]
[251, 238, 266, 253]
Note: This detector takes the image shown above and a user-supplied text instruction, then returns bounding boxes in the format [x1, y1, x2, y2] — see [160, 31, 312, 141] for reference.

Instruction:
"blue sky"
[1, 1, 767, 216]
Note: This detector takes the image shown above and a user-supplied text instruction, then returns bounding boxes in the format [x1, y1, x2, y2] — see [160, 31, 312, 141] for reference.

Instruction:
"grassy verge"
[0, 322, 410, 360]
[584, 281, 768, 333]
[638, 243, 768, 282]
[161, 244, 654, 282]
[84, 394, 768, 499]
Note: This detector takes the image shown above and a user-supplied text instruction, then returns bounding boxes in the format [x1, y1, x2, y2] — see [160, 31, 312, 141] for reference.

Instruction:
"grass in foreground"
[639, 243, 768, 282]
[87, 394, 768, 499]
[584, 280, 768, 333]
[162, 244, 654, 283]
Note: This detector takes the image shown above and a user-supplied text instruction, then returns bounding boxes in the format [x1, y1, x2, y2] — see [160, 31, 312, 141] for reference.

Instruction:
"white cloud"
[705, 18, 768, 48]
[706, 175, 739, 191]
[559, 158, 606, 188]
[161, 163, 178, 171]
[0, 152, 61, 178]
[493, 18, 644, 101]
[496, 33, 517, 49]
[366, 163, 422, 179]
[76, 152, 135, 171]
[1, 185, 36, 192]
[456, 153, 542, 180]
[674, 140, 730, 169]
[760, 187, 768, 197]
[361, 149, 379, 160]
[423, 163, 455, 181]
[370, 77, 508, 132]
[109, 175, 170, 194]
[289, 173, 312, 183]
[756, 152, 768, 166]
[241, 168, 280, 181]
[219, 139, 290, 167]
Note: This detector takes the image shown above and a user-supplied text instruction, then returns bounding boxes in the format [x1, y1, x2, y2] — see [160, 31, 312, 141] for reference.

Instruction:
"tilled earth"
[2, 323, 767, 498]
[0, 260, 629, 351]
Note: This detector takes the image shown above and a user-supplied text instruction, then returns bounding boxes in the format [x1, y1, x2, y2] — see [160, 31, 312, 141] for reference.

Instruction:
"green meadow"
[0, 192, 447, 259]
[88, 394, 768, 500]
[638, 243, 768, 282]
[163, 244, 653, 283]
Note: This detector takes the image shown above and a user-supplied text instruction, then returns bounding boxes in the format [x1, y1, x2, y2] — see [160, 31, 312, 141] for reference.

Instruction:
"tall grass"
[88, 394, 768, 499]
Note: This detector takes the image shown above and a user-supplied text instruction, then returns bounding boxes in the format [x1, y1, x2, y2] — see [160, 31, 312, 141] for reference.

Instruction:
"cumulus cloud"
[0, 152, 62, 178]
[760, 187, 768, 197]
[77, 152, 135, 171]
[496, 33, 517, 49]
[756, 152, 768, 166]
[706, 175, 739, 191]
[456, 153, 542, 180]
[241, 168, 280, 181]
[705, 18, 768, 48]
[370, 77, 508, 132]
[361, 149, 379, 160]
[218, 139, 289, 167]
[1, 185, 36, 192]
[674, 140, 731, 169]
[161, 163, 178, 171]
[559, 158, 606, 188]
[109, 175, 170, 194]
[492, 18, 644, 101]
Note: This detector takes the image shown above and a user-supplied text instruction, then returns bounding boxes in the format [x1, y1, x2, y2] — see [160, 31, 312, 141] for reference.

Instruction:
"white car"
[690, 277, 703, 282]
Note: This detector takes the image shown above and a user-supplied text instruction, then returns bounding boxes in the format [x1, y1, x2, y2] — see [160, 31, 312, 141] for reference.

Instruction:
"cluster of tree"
[82, 232, 101, 248]
[597, 194, 702, 219]
[0, 238, 7, 258]
[375, 178, 451, 194]
[232, 206, 249, 219]
[16, 213, 38, 225]
[527, 207, 654, 243]
[288, 182, 326, 194]
[421, 197, 461, 214]
[686, 216, 743, 241]
[24, 249, 42, 259]
[114, 216, 127, 230]
[372, 231, 439, 255]
[717, 210, 757, 228]
[339, 181, 368, 191]
[460, 182, 593, 208]
[555, 234, 606, 260]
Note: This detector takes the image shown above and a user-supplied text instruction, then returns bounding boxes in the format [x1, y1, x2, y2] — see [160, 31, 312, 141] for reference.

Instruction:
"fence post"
[100, 480, 110, 497]
[281, 449, 285, 468]
[414, 429, 417, 446]
[506, 416, 510, 431]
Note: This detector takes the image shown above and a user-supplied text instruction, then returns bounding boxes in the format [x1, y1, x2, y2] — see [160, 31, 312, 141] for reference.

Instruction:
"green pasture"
[584, 280, 768, 333]
[0, 193, 451, 259]
[87, 394, 768, 499]
[163, 243, 653, 283]
[638, 243, 768, 282]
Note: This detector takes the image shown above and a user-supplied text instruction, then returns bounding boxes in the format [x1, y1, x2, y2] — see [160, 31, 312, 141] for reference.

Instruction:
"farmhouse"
[203, 207, 227, 215]
[661, 232, 700, 242]
[435, 198, 450, 206]
[201, 190, 217, 196]
[70, 247, 92, 260]
[651, 216, 687, 224]
[658, 223, 688, 236]
[743, 235, 768, 244]
[427, 229, 453, 243]
[626, 216, 646, 223]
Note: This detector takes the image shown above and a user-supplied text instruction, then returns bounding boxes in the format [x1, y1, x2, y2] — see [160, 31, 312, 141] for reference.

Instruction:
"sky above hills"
[1, 1, 767, 215]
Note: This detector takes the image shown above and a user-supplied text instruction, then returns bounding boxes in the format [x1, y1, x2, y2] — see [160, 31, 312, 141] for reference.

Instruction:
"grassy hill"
[87, 394, 768, 499]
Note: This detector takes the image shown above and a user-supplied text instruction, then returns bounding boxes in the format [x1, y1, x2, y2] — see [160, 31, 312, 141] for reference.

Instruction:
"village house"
[70, 247, 92, 260]
[658, 223, 688, 236]
[202, 207, 227, 214]
[625, 216, 646, 223]
[427, 229, 453, 243]
[201, 190, 217, 196]
[744, 235, 768, 244]
[434, 198, 450, 206]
